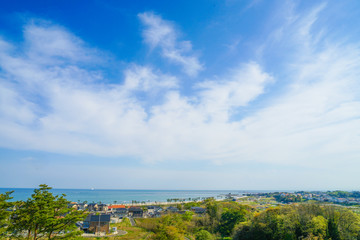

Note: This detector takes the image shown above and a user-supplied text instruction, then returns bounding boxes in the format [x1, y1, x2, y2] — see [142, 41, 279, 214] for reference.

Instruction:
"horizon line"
[1, 187, 357, 192]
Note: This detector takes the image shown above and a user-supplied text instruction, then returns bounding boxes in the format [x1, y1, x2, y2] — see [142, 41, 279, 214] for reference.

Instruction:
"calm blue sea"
[0, 188, 266, 204]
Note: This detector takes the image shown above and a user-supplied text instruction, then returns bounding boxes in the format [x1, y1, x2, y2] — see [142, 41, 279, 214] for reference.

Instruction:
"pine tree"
[10, 184, 87, 239]
[0, 191, 13, 237]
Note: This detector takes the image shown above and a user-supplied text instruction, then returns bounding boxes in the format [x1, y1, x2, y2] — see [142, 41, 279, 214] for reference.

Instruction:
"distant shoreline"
[0, 188, 237, 204]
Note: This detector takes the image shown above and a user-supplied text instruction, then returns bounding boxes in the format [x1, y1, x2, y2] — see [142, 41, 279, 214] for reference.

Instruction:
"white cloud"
[123, 65, 178, 92]
[0, 2, 359, 177]
[197, 62, 273, 121]
[24, 23, 101, 65]
[138, 12, 203, 77]
[0, 82, 36, 124]
[0, 23, 271, 162]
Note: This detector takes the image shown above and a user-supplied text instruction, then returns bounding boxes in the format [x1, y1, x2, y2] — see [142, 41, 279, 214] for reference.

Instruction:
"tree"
[205, 200, 222, 231]
[327, 218, 341, 240]
[234, 204, 360, 240]
[217, 208, 247, 237]
[0, 191, 13, 237]
[154, 225, 183, 240]
[181, 211, 194, 222]
[10, 184, 86, 239]
[306, 216, 327, 239]
[195, 230, 214, 240]
[332, 207, 360, 239]
[152, 214, 187, 240]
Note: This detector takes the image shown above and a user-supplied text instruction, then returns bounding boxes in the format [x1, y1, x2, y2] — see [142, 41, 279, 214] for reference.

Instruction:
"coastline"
[121, 198, 225, 207]
[0, 188, 231, 203]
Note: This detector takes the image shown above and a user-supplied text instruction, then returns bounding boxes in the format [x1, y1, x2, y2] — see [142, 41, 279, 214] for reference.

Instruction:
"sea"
[0, 188, 268, 204]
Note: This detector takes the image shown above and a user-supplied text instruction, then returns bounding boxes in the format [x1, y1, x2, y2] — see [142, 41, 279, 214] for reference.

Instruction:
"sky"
[0, 0, 360, 190]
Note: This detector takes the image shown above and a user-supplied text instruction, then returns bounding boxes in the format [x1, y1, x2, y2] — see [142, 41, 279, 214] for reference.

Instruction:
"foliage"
[233, 204, 360, 240]
[200, 200, 250, 237]
[153, 225, 183, 240]
[217, 208, 247, 237]
[195, 229, 214, 240]
[9, 184, 87, 239]
[274, 193, 303, 203]
[136, 217, 160, 231]
[184, 202, 201, 210]
[0, 191, 13, 237]
[154, 214, 188, 239]
[204, 199, 223, 231]
[182, 211, 194, 222]
[138, 212, 196, 240]
[112, 218, 153, 240]
[326, 191, 360, 200]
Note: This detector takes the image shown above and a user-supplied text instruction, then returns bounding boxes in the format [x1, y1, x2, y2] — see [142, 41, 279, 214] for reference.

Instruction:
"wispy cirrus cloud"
[24, 23, 102, 65]
[138, 12, 203, 77]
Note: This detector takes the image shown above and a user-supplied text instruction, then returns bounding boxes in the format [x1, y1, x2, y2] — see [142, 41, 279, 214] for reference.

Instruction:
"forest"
[136, 200, 360, 240]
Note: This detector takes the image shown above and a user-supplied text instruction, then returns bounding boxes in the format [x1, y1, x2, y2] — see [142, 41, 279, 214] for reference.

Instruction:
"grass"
[108, 218, 153, 240]
[70, 218, 153, 240]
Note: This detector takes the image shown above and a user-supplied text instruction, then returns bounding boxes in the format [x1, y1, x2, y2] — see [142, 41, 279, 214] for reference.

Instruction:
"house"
[147, 206, 163, 217]
[82, 214, 111, 233]
[147, 206, 162, 214]
[128, 207, 143, 218]
[337, 198, 348, 203]
[191, 207, 206, 215]
[87, 203, 98, 212]
[97, 203, 108, 212]
[108, 205, 128, 218]
[166, 206, 179, 213]
[70, 202, 88, 210]
[77, 202, 88, 210]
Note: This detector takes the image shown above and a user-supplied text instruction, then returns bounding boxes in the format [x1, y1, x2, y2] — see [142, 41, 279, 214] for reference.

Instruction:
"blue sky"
[0, 0, 360, 190]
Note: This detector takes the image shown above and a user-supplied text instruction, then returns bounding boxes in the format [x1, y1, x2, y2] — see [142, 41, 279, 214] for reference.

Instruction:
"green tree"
[327, 218, 341, 240]
[306, 216, 327, 239]
[234, 204, 360, 240]
[152, 214, 187, 240]
[153, 225, 183, 240]
[334, 207, 360, 239]
[181, 211, 194, 222]
[205, 200, 222, 231]
[10, 184, 86, 239]
[217, 208, 247, 237]
[195, 229, 214, 240]
[0, 191, 13, 237]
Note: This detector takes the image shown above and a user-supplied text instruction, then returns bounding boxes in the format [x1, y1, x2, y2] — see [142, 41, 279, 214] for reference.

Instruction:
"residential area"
[72, 202, 207, 236]
[240, 190, 360, 205]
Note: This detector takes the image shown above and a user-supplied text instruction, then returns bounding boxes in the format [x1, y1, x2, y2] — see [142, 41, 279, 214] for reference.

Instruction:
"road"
[129, 217, 136, 226]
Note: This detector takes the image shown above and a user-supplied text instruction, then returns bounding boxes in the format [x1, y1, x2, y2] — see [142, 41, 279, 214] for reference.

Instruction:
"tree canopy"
[9, 184, 86, 239]
[0, 191, 13, 237]
[233, 204, 360, 240]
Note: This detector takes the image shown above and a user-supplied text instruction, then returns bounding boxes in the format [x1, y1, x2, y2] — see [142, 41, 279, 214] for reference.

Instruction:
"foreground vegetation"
[135, 200, 360, 240]
[2, 187, 360, 239]
[0, 185, 86, 239]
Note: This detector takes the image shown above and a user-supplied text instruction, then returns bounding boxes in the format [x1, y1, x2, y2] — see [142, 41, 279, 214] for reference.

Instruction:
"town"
[68, 190, 360, 237]
[75, 202, 208, 236]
